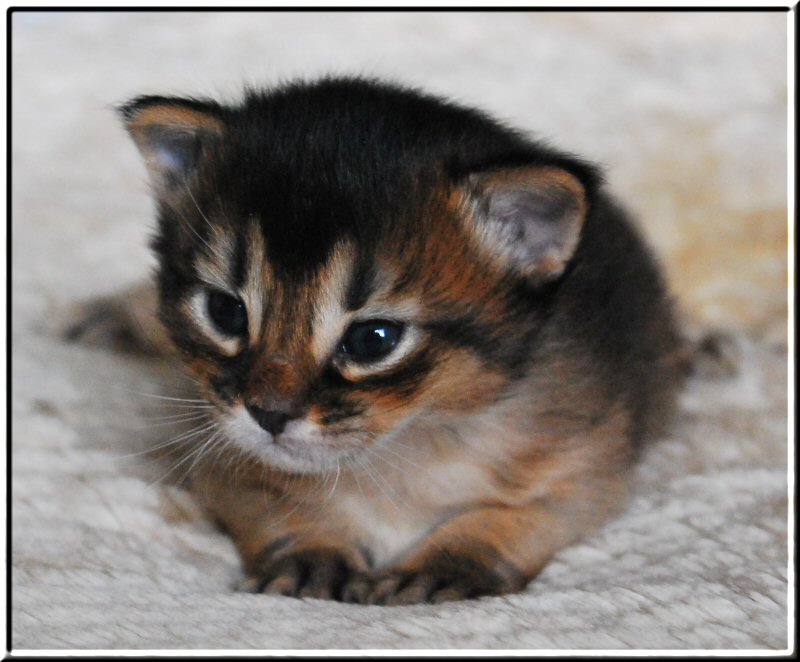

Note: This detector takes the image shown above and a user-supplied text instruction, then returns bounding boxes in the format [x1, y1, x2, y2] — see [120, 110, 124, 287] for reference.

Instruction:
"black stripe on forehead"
[232, 227, 249, 289]
[345, 259, 376, 312]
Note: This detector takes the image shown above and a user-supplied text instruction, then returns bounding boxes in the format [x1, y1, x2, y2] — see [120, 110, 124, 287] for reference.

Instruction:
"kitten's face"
[123, 80, 588, 474]
[160, 190, 522, 474]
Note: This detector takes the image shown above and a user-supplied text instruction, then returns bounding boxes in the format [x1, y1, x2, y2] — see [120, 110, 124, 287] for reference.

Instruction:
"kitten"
[69, 77, 687, 604]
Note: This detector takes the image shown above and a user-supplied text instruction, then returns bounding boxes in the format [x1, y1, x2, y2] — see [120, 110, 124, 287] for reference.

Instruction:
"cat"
[67, 76, 688, 605]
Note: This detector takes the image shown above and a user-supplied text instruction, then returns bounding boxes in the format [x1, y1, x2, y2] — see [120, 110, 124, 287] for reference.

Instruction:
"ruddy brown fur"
[68, 77, 686, 604]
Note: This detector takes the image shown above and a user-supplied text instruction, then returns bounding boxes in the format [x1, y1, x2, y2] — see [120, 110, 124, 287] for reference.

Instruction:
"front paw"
[368, 551, 526, 606]
[245, 547, 372, 603]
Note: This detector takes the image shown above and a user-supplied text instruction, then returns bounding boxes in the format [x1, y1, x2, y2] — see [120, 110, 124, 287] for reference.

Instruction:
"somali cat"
[68, 77, 687, 604]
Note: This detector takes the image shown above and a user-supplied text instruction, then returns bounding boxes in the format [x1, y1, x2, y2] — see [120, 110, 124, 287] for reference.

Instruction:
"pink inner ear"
[154, 145, 187, 174]
[139, 127, 204, 188]
[489, 186, 579, 255]
[124, 102, 224, 193]
[472, 167, 587, 283]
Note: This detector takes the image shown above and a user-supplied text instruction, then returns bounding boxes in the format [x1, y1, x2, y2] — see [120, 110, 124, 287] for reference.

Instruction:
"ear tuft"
[118, 95, 224, 193]
[466, 166, 588, 285]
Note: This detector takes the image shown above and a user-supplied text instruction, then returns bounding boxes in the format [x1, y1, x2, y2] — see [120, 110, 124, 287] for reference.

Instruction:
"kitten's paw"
[250, 547, 371, 602]
[368, 552, 526, 605]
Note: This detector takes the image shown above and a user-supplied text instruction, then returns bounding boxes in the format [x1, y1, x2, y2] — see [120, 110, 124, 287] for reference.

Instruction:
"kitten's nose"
[246, 405, 292, 436]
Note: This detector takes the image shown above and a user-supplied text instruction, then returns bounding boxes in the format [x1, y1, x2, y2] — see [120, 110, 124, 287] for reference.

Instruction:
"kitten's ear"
[118, 96, 225, 193]
[465, 166, 588, 285]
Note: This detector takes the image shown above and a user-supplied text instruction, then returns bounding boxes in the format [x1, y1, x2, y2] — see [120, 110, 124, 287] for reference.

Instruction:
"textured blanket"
[10, 11, 790, 651]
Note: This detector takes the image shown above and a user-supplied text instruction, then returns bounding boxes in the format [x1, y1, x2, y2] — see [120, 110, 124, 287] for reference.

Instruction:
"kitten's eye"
[340, 320, 403, 362]
[206, 290, 248, 336]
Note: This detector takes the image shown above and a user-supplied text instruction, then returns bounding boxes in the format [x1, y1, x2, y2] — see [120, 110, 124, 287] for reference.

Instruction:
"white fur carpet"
[10, 11, 790, 651]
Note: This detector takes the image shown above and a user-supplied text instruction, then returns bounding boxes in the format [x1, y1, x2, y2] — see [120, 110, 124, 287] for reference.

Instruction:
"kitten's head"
[121, 77, 599, 474]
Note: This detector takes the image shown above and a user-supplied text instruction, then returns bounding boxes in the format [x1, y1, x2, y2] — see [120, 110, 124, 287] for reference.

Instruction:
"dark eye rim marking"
[206, 288, 249, 337]
[322, 343, 436, 395]
[338, 319, 405, 364]
[349, 347, 436, 395]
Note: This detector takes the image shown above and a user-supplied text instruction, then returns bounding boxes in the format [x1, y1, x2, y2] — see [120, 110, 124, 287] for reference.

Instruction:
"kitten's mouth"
[270, 433, 353, 470]
[219, 405, 360, 474]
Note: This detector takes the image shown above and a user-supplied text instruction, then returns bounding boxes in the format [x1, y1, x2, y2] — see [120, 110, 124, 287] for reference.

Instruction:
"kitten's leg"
[238, 533, 373, 603]
[192, 465, 373, 602]
[64, 280, 175, 356]
[368, 469, 629, 605]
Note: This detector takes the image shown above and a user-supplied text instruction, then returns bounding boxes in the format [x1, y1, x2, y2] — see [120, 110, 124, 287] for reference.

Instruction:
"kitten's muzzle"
[243, 356, 309, 436]
[245, 404, 293, 436]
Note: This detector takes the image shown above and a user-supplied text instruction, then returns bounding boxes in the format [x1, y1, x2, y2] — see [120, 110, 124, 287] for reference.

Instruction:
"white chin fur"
[220, 406, 349, 474]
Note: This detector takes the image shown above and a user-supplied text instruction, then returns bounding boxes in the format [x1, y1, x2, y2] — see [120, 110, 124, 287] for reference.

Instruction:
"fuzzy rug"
[10, 11, 790, 651]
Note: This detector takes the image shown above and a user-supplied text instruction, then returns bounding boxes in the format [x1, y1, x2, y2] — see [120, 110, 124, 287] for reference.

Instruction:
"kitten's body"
[72, 78, 685, 604]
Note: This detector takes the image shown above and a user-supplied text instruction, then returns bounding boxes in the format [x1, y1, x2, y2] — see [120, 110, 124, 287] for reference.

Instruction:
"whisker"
[114, 430, 208, 460]
[378, 444, 439, 479]
[146, 421, 218, 457]
[134, 392, 209, 403]
[143, 402, 216, 411]
[356, 452, 402, 513]
[326, 461, 341, 501]
[347, 457, 366, 499]
[175, 187, 217, 256]
[151, 423, 221, 487]
[135, 412, 210, 425]
[230, 444, 254, 483]
[262, 475, 326, 531]
[114, 420, 218, 461]
[368, 446, 414, 480]
[182, 429, 225, 484]
[184, 182, 217, 234]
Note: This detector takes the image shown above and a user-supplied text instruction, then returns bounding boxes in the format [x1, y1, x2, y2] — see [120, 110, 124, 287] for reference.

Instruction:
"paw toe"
[253, 547, 370, 603]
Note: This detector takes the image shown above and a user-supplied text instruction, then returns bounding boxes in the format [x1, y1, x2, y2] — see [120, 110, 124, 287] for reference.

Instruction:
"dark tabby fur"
[70, 77, 686, 604]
